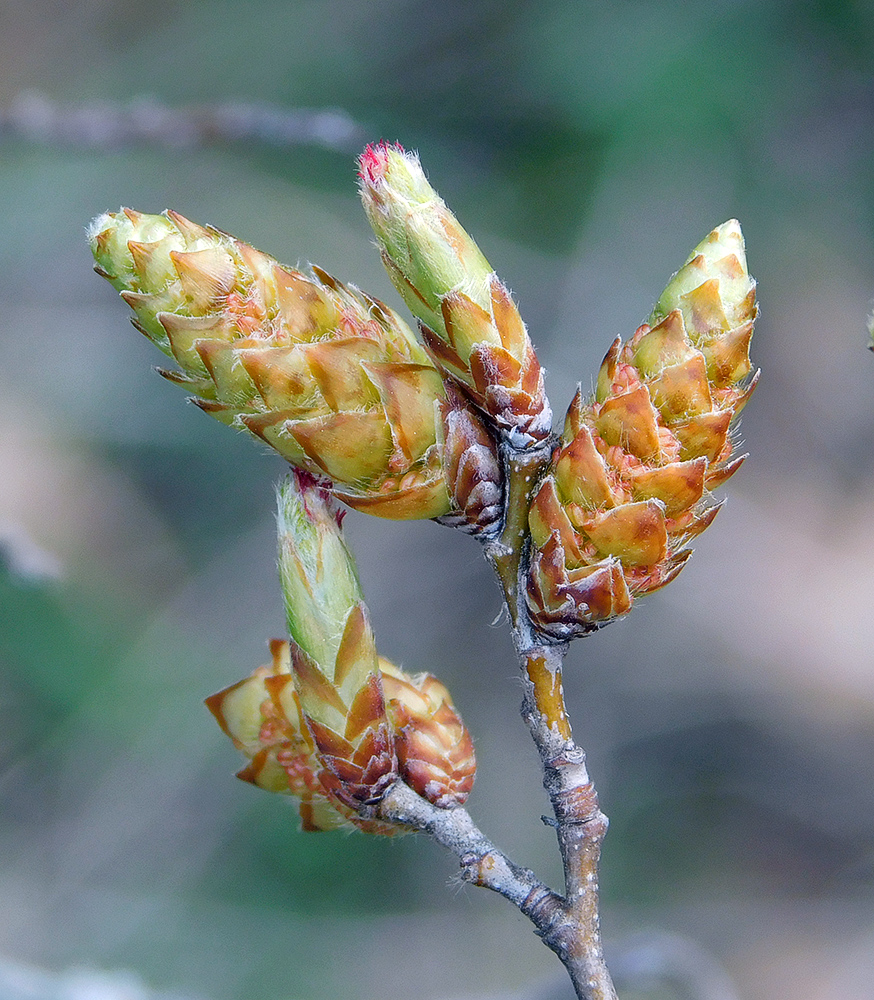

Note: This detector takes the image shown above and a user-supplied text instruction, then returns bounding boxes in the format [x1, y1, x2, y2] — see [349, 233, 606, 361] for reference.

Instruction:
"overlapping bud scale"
[205, 639, 397, 834]
[359, 142, 551, 445]
[527, 221, 758, 639]
[89, 208, 501, 529]
[379, 658, 476, 808]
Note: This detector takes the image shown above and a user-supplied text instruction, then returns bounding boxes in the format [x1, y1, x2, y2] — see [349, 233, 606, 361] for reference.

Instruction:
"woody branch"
[482, 440, 617, 1000]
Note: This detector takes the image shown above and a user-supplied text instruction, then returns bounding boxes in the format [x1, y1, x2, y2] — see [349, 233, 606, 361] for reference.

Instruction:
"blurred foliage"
[2, 1, 874, 999]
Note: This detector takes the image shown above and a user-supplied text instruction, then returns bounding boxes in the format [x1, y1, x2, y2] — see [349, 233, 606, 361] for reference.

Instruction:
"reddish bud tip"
[291, 466, 326, 495]
[358, 141, 404, 183]
[291, 467, 344, 527]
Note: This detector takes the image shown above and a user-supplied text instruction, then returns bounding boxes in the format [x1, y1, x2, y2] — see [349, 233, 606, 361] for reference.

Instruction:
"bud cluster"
[90, 149, 759, 839]
[206, 639, 401, 834]
[207, 637, 475, 833]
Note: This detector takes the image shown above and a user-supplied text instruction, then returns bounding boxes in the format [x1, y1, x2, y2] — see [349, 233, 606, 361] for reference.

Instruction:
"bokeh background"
[2, 2, 874, 999]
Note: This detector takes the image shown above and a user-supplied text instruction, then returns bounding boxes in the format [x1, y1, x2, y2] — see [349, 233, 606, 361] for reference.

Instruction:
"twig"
[377, 781, 561, 917]
[382, 435, 616, 1000]
[481, 439, 617, 1000]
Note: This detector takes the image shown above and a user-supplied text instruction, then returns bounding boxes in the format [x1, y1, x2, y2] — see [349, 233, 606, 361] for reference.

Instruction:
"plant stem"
[480, 438, 618, 1000]
[377, 781, 561, 915]
[381, 436, 615, 998]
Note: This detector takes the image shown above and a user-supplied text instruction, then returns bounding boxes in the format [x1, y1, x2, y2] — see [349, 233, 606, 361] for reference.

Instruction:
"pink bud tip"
[291, 467, 322, 493]
[291, 467, 345, 526]
[358, 141, 404, 184]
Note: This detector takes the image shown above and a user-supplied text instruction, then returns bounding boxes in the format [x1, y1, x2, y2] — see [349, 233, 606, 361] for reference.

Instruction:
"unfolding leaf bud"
[527, 221, 758, 639]
[208, 473, 477, 825]
[277, 471, 362, 667]
[379, 657, 476, 808]
[89, 208, 454, 520]
[359, 143, 551, 445]
[277, 474, 397, 806]
[205, 639, 402, 835]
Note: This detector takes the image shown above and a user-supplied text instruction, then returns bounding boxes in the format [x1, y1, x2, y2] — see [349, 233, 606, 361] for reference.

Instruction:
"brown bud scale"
[527, 223, 757, 638]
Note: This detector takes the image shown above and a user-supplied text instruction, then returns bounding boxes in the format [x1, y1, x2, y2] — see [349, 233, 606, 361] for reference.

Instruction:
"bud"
[359, 143, 551, 445]
[206, 641, 478, 829]
[527, 221, 758, 639]
[89, 208, 454, 520]
[208, 472, 477, 825]
[434, 384, 504, 534]
[277, 473, 397, 807]
[379, 657, 476, 808]
[205, 639, 402, 835]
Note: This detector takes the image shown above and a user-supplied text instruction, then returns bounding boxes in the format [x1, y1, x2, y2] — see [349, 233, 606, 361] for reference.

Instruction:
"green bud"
[358, 142, 494, 333]
[358, 143, 552, 444]
[276, 470, 397, 806]
[89, 207, 456, 519]
[214, 473, 477, 815]
[277, 471, 363, 668]
[650, 220, 756, 335]
[526, 220, 759, 640]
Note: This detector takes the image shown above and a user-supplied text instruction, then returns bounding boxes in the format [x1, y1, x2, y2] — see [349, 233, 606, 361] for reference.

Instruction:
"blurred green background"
[2, 2, 874, 999]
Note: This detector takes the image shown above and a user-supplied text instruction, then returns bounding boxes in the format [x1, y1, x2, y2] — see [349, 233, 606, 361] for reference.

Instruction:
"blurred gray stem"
[0, 91, 366, 152]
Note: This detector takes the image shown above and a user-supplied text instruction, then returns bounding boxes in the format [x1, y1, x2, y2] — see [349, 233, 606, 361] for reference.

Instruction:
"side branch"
[377, 781, 561, 917]
[514, 644, 615, 1000]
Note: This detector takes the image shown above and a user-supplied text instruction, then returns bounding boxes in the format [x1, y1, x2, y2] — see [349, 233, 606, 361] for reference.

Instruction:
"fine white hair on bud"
[358, 141, 552, 444]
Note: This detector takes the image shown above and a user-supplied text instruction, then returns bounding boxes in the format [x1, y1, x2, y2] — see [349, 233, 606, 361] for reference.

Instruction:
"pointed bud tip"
[87, 211, 116, 247]
[288, 467, 345, 529]
[358, 141, 405, 184]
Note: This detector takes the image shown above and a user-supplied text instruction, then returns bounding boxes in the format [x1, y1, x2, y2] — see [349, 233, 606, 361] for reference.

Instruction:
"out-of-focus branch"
[0, 91, 366, 152]
[611, 931, 742, 1000]
[0, 953, 194, 1000]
